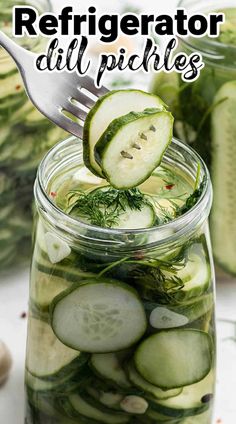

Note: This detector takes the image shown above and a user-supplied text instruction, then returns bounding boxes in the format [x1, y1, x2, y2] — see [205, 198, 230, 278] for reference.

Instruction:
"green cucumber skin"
[211, 81, 236, 276]
[57, 398, 108, 424]
[144, 294, 213, 326]
[26, 369, 91, 394]
[60, 394, 130, 424]
[35, 261, 95, 283]
[83, 90, 113, 178]
[134, 329, 214, 390]
[27, 390, 93, 424]
[31, 354, 89, 384]
[50, 278, 147, 353]
[125, 361, 183, 400]
[145, 410, 182, 423]
[94, 109, 173, 189]
[147, 401, 209, 419]
[83, 89, 165, 178]
[75, 393, 126, 417]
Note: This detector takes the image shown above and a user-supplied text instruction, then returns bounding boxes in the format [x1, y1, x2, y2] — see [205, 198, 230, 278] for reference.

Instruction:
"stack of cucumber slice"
[83, 90, 173, 189]
[26, 216, 215, 423]
[0, 0, 66, 271]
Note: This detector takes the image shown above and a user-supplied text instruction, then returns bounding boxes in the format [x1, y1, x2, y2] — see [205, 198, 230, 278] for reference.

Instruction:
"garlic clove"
[120, 395, 148, 414]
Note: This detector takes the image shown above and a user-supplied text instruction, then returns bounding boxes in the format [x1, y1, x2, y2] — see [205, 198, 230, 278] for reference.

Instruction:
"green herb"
[123, 241, 194, 304]
[66, 187, 149, 228]
[175, 175, 206, 217]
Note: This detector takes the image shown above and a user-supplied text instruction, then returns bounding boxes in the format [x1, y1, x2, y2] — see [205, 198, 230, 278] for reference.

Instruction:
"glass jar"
[151, 0, 236, 276]
[25, 137, 216, 424]
[0, 0, 66, 271]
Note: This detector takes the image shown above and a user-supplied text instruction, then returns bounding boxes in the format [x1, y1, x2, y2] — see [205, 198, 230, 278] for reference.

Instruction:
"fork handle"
[0, 30, 32, 67]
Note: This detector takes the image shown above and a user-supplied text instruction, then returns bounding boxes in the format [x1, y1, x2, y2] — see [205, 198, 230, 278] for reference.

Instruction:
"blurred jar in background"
[0, 0, 66, 271]
[151, 0, 236, 277]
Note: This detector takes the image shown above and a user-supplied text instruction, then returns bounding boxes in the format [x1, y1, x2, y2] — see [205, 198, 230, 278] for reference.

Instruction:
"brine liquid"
[25, 165, 216, 424]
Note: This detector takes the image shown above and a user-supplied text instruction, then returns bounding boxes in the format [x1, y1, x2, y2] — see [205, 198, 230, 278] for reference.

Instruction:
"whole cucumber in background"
[150, 6, 236, 276]
[0, 341, 12, 386]
[0, 0, 66, 272]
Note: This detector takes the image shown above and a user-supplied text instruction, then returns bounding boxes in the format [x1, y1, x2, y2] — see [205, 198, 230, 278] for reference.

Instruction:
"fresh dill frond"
[175, 175, 206, 217]
[66, 187, 148, 228]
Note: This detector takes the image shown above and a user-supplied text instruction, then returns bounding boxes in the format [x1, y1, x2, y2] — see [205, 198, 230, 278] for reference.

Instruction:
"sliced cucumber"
[51, 279, 147, 353]
[26, 317, 82, 379]
[163, 243, 210, 301]
[87, 387, 124, 410]
[86, 387, 124, 410]
[0, 204, 13, 221]
[0, 127, 10, 147]
[69, 186, 156, 230]
[149, 371, 214, 418]
[0, 55, 17, 79]
[95, 109, 173, 189]
[181, 408, 213, 423]
[134, 329, 213, 390]
[0, 72, 24, 98]
[146, 409, 181, 422]
[35, 254, 95, 284]
[25, 107, 47, 124]
[26, 369, 77, 392]
[169, 294, 213, 324]
[83, 89, 165, 177]
[90, 353, 131, 389]
[30, 270, 72, 311]
[27, 389, 60, 419]
[211, 81, 236, 275]
[26, 365, 91, 394]
[126, 361, 182, 400]
[106, 202, 156, 230]
[145, 294, 214, 328]
[27, 389, 84, 423]
[67, 394, 130, 423]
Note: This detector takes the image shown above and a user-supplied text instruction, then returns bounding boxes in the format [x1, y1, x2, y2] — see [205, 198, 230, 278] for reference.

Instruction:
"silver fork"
[0, 31, 108, 139]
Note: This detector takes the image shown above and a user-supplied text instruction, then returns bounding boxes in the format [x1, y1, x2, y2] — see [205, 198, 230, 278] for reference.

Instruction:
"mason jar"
[25, 136, 216, 424]
[151, 0, 236, 276]
[0, 0, 66, 271]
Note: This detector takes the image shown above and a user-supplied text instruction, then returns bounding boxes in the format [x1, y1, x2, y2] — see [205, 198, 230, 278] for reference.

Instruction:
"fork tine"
[79, 75, 109, 97]
[71, 91, 96, 108]
[65, 102, 87, 122]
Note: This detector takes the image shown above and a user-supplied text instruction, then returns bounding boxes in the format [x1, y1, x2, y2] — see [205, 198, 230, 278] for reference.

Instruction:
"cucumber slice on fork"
[94, 109, 173, 189]
[83, 89, 165, 177]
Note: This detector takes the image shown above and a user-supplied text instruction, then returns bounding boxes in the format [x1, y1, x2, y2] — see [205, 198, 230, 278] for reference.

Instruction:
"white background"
[53, 0, 178, 14]
[1, 1, 236, 424]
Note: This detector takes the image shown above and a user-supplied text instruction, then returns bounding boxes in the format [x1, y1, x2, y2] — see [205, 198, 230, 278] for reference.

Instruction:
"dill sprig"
[66, 187, 148, 228]
[175, 175, 206, 217]
[126, 240, 195, 304]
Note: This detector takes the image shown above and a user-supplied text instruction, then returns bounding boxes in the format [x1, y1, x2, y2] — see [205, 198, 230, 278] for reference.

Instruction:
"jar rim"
[177, 0, 236, 65]
[34, 136, 212, 248]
